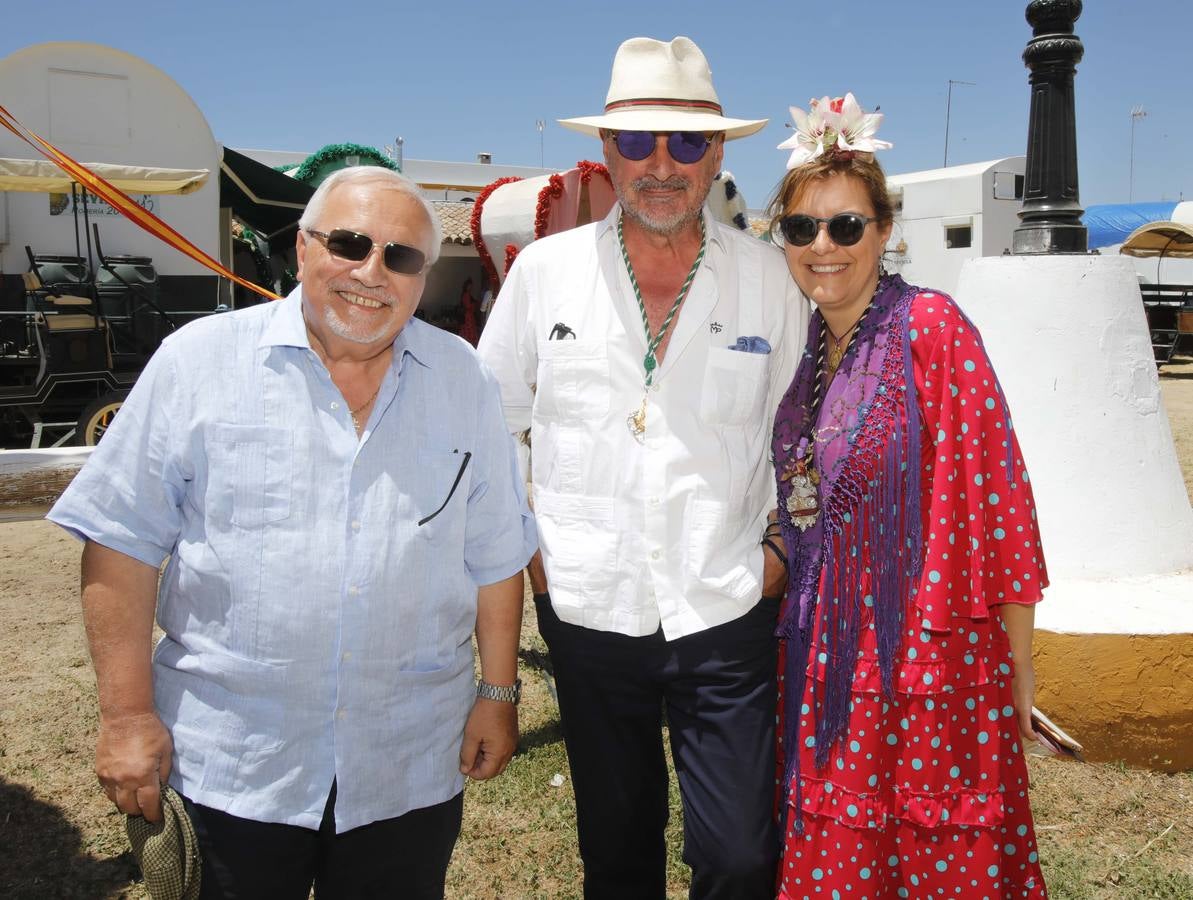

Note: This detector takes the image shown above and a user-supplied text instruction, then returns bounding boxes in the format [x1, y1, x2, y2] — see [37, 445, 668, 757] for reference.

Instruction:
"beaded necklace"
[617, 214, 707, 442]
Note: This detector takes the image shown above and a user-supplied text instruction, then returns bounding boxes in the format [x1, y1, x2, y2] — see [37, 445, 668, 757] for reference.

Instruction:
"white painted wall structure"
[885, 157, 1026, 299]
[956, 255, 1193, 636]
[0, 42, 220, 279]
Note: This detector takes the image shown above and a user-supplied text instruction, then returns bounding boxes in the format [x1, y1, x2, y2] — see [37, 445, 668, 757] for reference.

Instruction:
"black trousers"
[181, 782, 463, 900]
[535, 593, 780, 900]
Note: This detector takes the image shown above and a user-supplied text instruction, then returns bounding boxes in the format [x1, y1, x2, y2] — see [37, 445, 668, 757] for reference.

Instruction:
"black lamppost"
[1012, 0, 1088, 255]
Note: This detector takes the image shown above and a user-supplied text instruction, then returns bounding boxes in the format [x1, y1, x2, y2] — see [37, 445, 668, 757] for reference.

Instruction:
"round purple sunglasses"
[611, 131, 713, 165]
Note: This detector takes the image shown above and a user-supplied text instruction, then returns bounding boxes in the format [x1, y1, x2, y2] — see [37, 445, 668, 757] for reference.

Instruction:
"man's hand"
[761, 542, 787, 598]
[458, 699, 518, 781]
[761, 508, 787, 598]
[526, 550, 548, 595]
[96, 711, 173, 822]
[80, 541, 169, 820]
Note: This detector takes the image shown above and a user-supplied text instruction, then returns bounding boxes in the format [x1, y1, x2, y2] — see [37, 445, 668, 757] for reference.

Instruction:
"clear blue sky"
[3, 1, 1189, 210]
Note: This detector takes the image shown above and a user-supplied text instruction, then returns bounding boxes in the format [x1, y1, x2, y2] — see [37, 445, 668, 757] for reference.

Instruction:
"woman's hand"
[998, 602, 1040, 744]
[1010, 658, 1038, 744]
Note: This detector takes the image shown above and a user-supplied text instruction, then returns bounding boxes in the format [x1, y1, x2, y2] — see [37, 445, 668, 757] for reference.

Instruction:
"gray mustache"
[632, 176, 689, 191]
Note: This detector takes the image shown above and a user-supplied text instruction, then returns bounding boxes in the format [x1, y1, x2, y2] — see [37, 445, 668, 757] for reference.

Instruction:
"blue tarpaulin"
[1084, 202, 1177, 248]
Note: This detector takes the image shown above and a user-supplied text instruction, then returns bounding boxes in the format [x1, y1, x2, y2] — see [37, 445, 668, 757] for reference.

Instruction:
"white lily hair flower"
[778, 92, 892, 169]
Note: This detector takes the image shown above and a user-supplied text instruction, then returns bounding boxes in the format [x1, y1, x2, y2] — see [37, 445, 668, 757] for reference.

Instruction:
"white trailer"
[884, 157, 1026, 299]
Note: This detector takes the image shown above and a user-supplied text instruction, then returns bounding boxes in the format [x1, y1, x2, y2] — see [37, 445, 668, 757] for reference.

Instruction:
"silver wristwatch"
[476, 678, 522, 705]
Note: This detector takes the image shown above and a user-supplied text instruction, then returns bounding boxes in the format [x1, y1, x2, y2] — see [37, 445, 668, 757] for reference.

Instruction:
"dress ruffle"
[792, 774, 1007, 830]
[808, 647, 999, 696]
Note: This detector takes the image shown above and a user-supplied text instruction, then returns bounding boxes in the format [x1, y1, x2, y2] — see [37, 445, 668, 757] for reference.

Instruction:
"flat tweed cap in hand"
[125, 784, 201, 900]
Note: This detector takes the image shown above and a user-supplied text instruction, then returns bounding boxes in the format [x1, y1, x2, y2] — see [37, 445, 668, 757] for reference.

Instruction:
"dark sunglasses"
[305, 228, 428, 275]
[777, 213, 878, 247]
[612, 130, 712, 164]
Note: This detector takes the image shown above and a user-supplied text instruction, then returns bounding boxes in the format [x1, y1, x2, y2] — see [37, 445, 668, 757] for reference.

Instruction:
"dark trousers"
[181, 782, 463, 900]
[535, 593, 780, 900]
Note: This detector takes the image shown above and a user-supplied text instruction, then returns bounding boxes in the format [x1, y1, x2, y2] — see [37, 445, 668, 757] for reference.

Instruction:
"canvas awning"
[1119, 221, 1193, 259]
[220, 147, 312, 240]
[0, 157, 209, 194]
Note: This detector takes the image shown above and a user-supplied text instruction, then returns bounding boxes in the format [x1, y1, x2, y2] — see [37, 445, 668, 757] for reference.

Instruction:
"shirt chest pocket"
[699, 347, 769, 427]
[412, 448, 471, 541]
[204, 424, 292, 528]
[534, 340, 610, 421]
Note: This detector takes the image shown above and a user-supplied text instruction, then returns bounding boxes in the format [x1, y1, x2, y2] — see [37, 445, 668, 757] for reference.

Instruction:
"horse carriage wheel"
[75, 390, 130, 446]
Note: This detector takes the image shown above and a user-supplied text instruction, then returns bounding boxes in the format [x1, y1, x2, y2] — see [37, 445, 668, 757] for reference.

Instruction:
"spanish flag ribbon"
[0, 103, 280, 300]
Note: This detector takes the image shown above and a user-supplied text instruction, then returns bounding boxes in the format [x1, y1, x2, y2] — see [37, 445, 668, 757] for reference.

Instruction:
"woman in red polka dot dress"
[767, 94, 1049, 898]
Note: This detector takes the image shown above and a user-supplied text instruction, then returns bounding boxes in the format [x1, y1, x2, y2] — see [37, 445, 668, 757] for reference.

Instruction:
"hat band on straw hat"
[605, 98, 724, 115]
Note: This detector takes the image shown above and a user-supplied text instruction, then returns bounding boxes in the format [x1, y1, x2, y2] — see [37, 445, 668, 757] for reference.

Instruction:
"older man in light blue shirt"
[49, 166, 536, 899]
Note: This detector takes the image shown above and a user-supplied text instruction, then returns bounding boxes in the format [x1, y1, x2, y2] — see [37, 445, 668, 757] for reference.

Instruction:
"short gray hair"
[298, 166, 442, 265]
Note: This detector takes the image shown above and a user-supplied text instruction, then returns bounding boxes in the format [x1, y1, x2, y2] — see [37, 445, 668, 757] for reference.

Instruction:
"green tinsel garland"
[290, 143, 399, 185]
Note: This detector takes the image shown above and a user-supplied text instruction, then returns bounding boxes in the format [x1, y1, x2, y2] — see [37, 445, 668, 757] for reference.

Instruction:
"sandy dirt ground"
[1, 358, 1190, 898]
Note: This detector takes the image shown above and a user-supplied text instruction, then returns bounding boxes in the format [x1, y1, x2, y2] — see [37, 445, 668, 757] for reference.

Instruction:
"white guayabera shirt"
[50, 289, 537, 832]
[479, 206, 808, 640]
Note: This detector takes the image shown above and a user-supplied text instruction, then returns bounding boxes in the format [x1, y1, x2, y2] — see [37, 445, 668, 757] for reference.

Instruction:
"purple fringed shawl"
[772, 274, 924, 829]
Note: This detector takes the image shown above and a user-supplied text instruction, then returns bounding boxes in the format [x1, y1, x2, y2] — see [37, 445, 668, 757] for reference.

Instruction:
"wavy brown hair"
[767, 153, 894, 239]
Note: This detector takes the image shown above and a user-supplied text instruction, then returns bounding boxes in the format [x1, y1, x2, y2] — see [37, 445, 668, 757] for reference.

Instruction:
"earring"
[878, 255, 888, 278]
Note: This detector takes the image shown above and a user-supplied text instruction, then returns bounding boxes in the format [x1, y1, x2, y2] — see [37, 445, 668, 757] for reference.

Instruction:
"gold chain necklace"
[349, 387, 380, 431]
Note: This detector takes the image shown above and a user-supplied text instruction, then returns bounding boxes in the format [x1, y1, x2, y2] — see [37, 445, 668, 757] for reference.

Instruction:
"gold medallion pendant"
[826, 343, 844, 375]
[627, 395, 647, 443]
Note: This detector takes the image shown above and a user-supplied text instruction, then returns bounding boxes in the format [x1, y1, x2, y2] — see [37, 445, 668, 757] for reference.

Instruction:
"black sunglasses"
[777, 213, 878, 247]
[305, 228, 428, 275]
[611, 130, 712, 164]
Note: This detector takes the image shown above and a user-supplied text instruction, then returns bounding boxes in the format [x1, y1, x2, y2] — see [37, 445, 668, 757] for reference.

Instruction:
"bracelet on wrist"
[476, 678, 522, 705]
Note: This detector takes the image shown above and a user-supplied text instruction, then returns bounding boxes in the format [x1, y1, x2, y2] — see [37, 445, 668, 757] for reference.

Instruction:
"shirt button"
[649, 496, 660, 506]
[348, 585, 360, 596]
[330, 401, 340, 410]
[651, 549, 661, 561]
[336, 708, 346, 721]
[342, 651, 352, 662]
[351, 520, 362, 531]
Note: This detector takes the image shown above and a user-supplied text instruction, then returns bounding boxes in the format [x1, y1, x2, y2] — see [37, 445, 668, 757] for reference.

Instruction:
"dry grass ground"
[2, 356, 1191, 899]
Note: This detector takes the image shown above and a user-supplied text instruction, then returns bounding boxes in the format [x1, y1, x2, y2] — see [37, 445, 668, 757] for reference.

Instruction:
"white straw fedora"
[559, 36, 767, 141]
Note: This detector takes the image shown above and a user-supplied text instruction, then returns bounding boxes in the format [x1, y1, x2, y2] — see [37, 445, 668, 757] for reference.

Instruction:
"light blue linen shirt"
[48, 288, 537, 832]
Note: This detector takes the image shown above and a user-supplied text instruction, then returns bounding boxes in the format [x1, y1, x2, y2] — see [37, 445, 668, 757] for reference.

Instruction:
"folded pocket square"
[730, 336, 771, 354]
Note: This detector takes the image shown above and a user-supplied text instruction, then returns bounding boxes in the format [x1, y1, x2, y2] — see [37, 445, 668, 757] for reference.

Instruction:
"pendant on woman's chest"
[782, 455, 821, 531]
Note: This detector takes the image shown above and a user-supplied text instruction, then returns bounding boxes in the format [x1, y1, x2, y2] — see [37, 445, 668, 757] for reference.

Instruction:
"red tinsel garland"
[472, 163, 611, 287]
[533, 173, 566, 240]
[470, 175, 522, 292]
[576, 159, 610, 186]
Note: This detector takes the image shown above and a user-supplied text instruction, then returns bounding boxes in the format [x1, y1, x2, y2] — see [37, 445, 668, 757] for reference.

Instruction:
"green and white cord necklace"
[618, 214, 707, 442]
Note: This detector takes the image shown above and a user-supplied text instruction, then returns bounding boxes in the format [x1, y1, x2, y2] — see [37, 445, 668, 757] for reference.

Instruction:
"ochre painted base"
[1033, 630, 1193, 772]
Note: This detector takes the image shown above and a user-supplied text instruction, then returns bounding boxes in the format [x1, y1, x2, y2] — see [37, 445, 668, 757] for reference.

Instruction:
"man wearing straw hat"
[479, 36, 807, 898]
